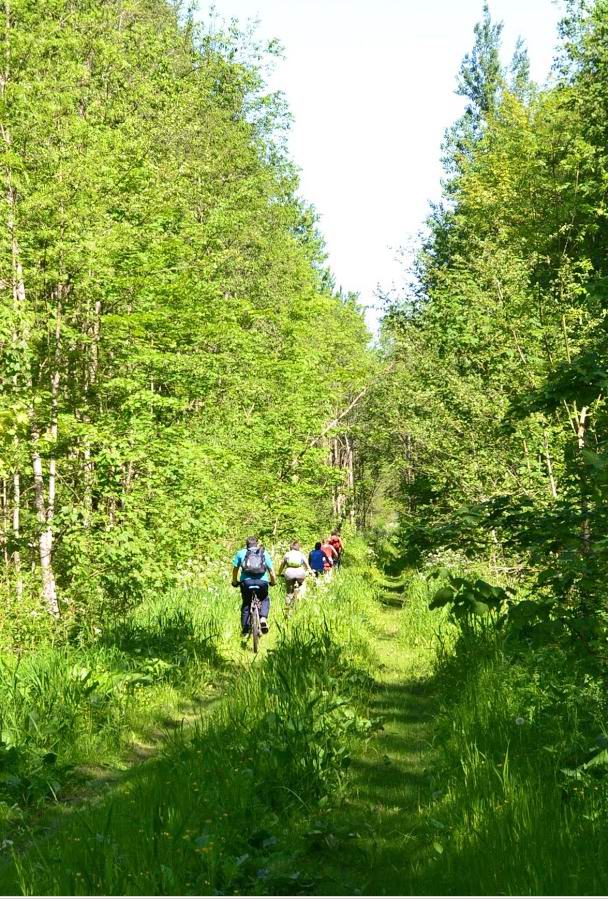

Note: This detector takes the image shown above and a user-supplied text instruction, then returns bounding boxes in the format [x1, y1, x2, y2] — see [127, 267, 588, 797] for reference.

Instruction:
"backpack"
[242, 545, 266, 577]
[284, 550, 304, 568]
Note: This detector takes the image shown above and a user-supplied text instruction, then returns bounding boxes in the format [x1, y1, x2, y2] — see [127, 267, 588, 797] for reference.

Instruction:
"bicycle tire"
[251, 603, 261, 654]
[292, 583, 300, 610]
[284, 582, 296, 618]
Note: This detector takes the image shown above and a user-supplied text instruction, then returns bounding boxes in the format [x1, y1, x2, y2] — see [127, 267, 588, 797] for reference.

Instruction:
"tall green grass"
[0, 582, 240, 839]
[395, 571, 456, 677]
[403, 569, 608, 896]
[0, 561, 377, 896]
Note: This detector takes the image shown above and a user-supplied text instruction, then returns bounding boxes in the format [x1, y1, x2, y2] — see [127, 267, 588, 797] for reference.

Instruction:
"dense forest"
[3, 0, 608, 895]
[362, 0, 608, 637]
[0, 0, 370, 634]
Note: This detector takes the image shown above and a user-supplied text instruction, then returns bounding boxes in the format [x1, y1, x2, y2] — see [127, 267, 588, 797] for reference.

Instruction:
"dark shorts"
[239, 577, 269, 604]
[239, 578, 270, 633]
[285, 576, 305, 593]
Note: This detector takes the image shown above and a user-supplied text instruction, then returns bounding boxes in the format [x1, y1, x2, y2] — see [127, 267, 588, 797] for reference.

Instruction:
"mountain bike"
[284, 576, 306, 618]
[248, 584, 263, 654]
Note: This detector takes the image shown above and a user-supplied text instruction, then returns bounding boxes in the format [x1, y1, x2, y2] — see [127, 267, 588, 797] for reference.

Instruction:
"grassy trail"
[0, 566, 448, 896]
[301, 577, 440, 896]
[0, 685, 226, 877]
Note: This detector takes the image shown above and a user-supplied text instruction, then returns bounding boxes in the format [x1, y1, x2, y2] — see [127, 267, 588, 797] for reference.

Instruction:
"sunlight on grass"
[0, 547, 379, 896]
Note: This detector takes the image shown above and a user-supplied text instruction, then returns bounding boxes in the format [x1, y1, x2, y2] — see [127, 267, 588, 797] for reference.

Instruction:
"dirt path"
[302, 587, 439, 896]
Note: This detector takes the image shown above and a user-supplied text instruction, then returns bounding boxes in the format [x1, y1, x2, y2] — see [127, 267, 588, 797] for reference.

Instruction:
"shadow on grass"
[378, 592, 405, 609]
[0, 698, 246, 896]
[299, 669, 440, 896]
[100, 607, 227, 673]
[377, 578, 407, 609]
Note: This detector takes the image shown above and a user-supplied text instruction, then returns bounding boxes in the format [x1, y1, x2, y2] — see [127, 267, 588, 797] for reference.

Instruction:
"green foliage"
[0, 566, 377, 896]
[416, 569, 608, 895]
[429, 573, 513, 620]
[0, 0, 371, 630]
[0, 581, 239, 825]
[358, 0, 608, 648]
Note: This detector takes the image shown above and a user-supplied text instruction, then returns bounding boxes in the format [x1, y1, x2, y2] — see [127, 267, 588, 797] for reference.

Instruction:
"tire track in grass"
[0, 572, 369, 895]
[0, 689, 226, 881]
[298, 582, 441, 896]
[0, 610, 270, 870]
[0, 568, 441, 896]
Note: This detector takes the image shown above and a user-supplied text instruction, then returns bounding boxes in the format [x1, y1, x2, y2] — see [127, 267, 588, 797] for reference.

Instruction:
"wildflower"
[515, 717, 525, 726]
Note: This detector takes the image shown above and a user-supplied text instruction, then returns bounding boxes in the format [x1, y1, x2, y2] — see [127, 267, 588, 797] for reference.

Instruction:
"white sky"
[207, 0, 564, 331]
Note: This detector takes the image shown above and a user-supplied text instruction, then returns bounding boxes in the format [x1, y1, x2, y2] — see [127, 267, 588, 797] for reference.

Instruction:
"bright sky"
[208, 0, 564, 331]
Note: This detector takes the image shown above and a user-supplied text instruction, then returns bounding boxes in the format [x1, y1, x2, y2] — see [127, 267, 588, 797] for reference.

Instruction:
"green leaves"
[429, 575, 513, 621]
[0, 0, 372, 626]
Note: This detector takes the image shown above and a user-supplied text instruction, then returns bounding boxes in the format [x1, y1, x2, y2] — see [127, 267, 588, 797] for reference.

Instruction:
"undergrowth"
[405, 567, 608, 896]
[0, 583, 239, 842]
[12, 539, 605, 895]
[0, 550, 378, 895]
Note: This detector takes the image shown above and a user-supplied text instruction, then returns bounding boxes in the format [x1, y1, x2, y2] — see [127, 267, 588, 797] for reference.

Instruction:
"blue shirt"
[232, 547, 274, 583]
[308, 549, 326, 573]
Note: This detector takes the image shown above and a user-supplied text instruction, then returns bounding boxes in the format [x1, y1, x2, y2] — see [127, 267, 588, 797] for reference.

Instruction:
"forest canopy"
[0, 0, 370, 634]
[356, 0, 608, 645]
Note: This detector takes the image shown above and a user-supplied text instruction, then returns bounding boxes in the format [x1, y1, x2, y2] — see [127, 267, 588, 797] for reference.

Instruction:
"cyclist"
[231, 536, 276, 636]
[327, 531, 344, 568]
[278, 540, 312, 600]
[309, 541, 330, 577]
[320, 537, 339, 573]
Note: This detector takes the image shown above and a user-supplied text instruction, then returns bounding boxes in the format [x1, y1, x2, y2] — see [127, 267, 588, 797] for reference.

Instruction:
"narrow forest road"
[302, 580, 440, 896]
[0, 575, 444, 897]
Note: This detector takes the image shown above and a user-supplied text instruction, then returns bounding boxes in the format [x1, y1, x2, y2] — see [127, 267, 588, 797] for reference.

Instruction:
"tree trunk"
[331, 438, 340, 520]
[12, 469, 22, 598]
[330, 436, 346, 522]
[29, 300, 62, 619]
[3, 10, 27, 602]
[542, 430, 558, 499]
[344, 434, 355, 526]
[575, 404, 590, 555]
[1, 478, 7, 568]
[83, 299, 101, 522]
[120, 459, 134, 510]
[31, 434, 59, 618]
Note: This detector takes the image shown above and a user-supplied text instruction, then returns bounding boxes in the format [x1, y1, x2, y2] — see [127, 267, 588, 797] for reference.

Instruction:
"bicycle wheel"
[251, 602, 261, 654]
[292, 582, 301, 609]
[284, 581, 295, 618]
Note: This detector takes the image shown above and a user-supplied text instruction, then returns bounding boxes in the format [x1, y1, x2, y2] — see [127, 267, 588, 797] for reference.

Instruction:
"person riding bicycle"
[278, 541, 312, 598]
[327, 531, 344, 568]
[231, 536, 276, 636]
[309, 541, 330, 577]
[320, 538, 339, 572]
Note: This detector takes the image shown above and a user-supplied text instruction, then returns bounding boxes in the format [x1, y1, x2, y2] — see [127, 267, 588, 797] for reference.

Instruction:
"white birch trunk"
[345, 434, 356, 526]
[28, 299, 61, 619]
[31, 433, 59, 618]
[12, 470, 22, 598]
[83, 300, 100, 523]
[542, 430, 558, 499]
[572, 403, 590, 556]
[1, 478, 7, 567]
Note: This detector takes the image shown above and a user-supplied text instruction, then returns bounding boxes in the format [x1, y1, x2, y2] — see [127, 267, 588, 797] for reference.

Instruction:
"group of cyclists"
[230, 531, 344, 637]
